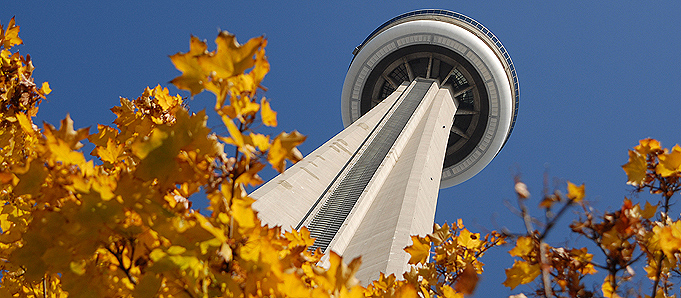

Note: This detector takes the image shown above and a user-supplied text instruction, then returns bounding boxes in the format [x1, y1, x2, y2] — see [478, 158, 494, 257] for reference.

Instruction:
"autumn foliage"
[2, 18, 681, 298]
[499, 139, 681, 298]
[0, 18, 504, 298]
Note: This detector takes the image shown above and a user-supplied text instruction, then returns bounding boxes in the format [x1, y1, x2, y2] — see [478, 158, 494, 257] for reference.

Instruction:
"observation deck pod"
[341, 9, 519, 188]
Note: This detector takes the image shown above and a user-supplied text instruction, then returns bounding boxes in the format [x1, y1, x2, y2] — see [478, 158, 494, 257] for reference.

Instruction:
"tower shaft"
[252, 78, 456, 283]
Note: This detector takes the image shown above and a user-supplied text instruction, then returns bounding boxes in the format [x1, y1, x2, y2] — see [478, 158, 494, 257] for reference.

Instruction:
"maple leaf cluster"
[396, 221, 506, 297]
[502, 138, 681, 298]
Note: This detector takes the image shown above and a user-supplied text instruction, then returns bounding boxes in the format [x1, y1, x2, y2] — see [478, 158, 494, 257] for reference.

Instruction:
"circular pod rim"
[340, 9, 519, 188]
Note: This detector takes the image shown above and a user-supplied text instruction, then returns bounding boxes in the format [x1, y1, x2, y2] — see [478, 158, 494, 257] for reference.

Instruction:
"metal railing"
[307, 79, 432, 252]
[354, 9, 519, 146]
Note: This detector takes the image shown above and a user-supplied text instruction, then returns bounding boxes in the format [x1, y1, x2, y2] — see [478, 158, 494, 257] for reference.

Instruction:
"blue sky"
[5, 1, 681, 296]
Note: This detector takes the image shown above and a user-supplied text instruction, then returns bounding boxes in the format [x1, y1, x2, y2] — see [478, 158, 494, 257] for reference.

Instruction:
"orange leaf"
[642, 201, 658, 219]
[248, 133, 270, 152]
[393, 284, 418, 298]
[43, 114, 90, 150]
[454, 262, 479, 295]
[46, 138, 87, 166]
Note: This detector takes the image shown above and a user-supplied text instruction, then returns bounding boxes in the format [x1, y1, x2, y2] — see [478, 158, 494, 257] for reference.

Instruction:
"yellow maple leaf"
[170, 36, 208, 96]
[194, 213, 227, 243]
[152, 85, 181, 110]
[221, 115, 244, 148]
[91, 173, 116, 200]
[428, 223, 452, 246]
[634, 138, 661, 155]
[251, 43, 270, 86]
[96, 138, 125, 164]
[622, 150, 646, 185]
[457, 228, 482, 250]
[130, 128, 168, 159]
[198, 32, 264, 79]
[278, 274, 313, 297]
[46, 138, 87, 166]
[503, 260, 540, 289]
[260, 97, 277, 127]
[231, 94, 260, 120]
[441, 285, 463, 298]
[601, 275, 621, 298]
[567, 181, 585, 202]
[44, 114, 90, 150]
[285, 226, 316, 247]
[0, 205, 21, 233]
[268, 130, 306, 172]
[1, 17, 23, 49]
[15, 112, 35, 136]
[231, 190, 257, 231]
[509, 236, 534, 257]
[656, 144, 681, 177]
[39, 81, 51, 96]
[657, 221, 681, 259]
[322, 251, 361, 291]
[248, 133, 270, 152]
[404, 235, 430, 265]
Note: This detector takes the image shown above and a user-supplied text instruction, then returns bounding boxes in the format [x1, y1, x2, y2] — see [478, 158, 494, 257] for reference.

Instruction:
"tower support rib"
[252, 9, 519, 286]
[252, 78, 456, 284]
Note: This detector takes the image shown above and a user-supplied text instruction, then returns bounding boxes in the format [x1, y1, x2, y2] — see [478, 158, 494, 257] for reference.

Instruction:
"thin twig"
[517, 191, 553, 297]
[539, 199, 574, 241]
[650, 175, 673, 298]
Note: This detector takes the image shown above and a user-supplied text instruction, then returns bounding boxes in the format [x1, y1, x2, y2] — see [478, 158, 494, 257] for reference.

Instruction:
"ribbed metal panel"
[307, 79, 432, 252]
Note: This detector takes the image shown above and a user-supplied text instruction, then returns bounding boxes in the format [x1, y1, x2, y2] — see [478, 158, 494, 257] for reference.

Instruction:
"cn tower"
[252, 10, 519, 284]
